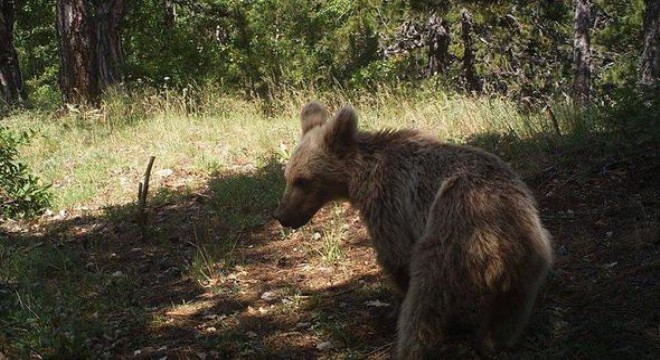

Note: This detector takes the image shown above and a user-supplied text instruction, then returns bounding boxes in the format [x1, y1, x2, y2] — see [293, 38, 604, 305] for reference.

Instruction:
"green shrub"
[0, 127, 51, 219]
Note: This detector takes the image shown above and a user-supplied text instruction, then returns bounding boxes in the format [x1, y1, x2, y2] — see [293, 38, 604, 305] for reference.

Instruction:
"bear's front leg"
[387, 263, 410, 295]
[375, 253, 411, 322]
[371, 232, 412, 294]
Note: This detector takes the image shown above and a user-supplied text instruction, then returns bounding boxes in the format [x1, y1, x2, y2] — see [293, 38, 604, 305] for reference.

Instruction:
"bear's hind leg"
[479, 286, 538, 354]
[396, 285, 444, 359]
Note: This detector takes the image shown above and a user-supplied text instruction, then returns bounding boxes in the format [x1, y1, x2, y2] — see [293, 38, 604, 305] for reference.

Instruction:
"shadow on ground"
[1, 130, 659, 359]
[0, 157, 392, 359]
[468, 130, 660, 359]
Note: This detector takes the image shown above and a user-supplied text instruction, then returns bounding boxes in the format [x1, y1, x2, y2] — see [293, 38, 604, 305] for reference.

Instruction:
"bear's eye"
[293, 177, 311, 189]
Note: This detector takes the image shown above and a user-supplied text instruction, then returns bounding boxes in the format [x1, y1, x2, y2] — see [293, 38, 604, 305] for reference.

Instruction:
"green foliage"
[120, 0, 387, 95]
[0, 127, 51, 219]
[14, 0, 59, 108]
[592, 0, 645, 96]
[10, 0, 652, 116]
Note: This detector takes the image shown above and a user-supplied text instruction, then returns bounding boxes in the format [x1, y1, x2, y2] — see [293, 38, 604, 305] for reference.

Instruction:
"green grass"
[314, 204, 347, 264]
[189, 219, 241, 285]
[3, 85, 561, 212]
[0, 239, 145, 358]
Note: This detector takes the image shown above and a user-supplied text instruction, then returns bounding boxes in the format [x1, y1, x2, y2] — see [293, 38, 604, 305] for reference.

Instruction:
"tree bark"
[639, 0, 660, 100]
[0, 0, 26, 106]
[573, 0, 591, 105]
[95, 0, 124, 89]
[461, 9, 482, 93]
[426, 15, 450, 76]
[56, 0, 100, 104]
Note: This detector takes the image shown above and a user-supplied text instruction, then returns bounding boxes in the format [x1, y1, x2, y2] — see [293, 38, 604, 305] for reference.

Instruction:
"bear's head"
[273, 102, 357, 229]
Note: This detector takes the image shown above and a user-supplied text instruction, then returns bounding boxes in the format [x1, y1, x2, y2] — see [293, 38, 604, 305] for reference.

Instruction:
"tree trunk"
[639, 0, 660, 100]
[573, 0, 591, 105]
[0, 0, 26, 106]
[461, 9, 482, 93]
[56, 0, 99, 105]
[426, 15, 450, 76]
[95, 0, 124, 89]
[164, 0, 176, 28]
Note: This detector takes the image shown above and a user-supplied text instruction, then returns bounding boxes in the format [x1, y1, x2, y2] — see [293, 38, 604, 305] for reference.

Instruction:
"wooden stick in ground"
[140, 156, 156, 208]
[138, 156, 156, 238]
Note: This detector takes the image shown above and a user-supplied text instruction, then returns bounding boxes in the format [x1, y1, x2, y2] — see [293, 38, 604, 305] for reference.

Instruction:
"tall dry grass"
[4, 84, 577, 211]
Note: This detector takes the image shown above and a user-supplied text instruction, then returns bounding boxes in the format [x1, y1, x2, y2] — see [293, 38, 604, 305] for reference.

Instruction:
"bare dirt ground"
[2, 135, 659, 359]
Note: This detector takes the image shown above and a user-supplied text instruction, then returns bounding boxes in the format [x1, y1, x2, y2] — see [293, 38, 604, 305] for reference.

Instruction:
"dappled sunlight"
[2, 111, 659, 358]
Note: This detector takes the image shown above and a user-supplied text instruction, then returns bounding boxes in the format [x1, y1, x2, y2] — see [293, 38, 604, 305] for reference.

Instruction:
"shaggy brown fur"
[273, 103, 553, 359]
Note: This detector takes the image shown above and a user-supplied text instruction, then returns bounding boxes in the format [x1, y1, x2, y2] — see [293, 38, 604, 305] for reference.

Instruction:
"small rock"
[313, 232, 322, 240]
[365, 300, 391, 308]
[112, 271, 124, 278]
[261, 291, 278, 302]
[53, 210, 68, 220]
[316, 341, 333, 351]
[604, 261, 618, 269]
[156, 169, 174, 177]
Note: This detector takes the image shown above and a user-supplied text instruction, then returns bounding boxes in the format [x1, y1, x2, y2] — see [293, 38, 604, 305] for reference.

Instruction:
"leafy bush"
[0, 127, 51, 219]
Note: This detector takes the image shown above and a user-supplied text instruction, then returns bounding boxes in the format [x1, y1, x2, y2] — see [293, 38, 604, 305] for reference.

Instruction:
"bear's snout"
[272, 206, 284, 223]
[272, 205, 307, 229]
[273, 206, 292, 228]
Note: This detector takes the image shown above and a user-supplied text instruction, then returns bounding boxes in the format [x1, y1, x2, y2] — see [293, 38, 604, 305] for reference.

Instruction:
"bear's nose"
[272, 206, 282, 221]
[272, 206, 292, 227]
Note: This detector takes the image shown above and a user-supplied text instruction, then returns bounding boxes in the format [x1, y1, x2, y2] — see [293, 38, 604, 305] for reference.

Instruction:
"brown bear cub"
[273, 102, 553, 359]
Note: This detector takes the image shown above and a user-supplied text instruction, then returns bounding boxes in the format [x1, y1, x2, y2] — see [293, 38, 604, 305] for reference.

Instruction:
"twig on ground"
[298, 286, 361, 298]
[360, 341, 395, 359]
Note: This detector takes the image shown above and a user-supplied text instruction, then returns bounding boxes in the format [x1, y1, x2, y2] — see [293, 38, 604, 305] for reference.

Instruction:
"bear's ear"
[325, 105, 357, 153]
[301, 102, 328, 135]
